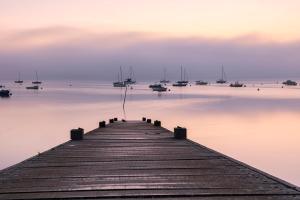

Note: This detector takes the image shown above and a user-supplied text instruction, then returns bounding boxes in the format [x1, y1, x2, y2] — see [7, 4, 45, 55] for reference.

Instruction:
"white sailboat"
[113, 66, 126, 87]
[124, 66, 136, 85]
[32, 71, 42, 84]
[160, 68, 170, 83]
[173, 66, 188, 87]
[14, 72, 23, 84]
[216, 65, 227, 84]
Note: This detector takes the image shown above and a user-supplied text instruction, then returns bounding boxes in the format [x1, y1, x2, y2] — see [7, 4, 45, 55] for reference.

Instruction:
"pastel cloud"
[0, 26, 300, 81]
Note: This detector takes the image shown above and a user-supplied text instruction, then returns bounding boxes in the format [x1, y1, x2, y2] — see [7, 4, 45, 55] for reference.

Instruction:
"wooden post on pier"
[70, 128, 84, 140]
[154, 120, 161, 127]
[99, 121, 106, 128]
[174, 126, 187, 139]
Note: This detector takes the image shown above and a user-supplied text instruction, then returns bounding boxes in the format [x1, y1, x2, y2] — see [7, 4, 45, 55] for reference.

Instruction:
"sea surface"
[1, 80, 300, 186]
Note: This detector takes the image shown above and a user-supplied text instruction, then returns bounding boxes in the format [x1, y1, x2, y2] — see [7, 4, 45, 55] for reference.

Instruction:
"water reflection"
[0, 81, 300, 186]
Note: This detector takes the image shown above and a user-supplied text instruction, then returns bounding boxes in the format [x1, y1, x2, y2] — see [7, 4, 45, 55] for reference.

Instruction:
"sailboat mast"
[18, 72, 20, 81]
[35, 71, 39, 81]
[120, 66, 123, 82]
[163, 68, 166, 80]
[221, 65, 224, 80]
[180, 66, 183, 81]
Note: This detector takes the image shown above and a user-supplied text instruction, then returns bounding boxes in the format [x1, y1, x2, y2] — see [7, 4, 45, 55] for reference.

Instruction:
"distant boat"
[0, 85, 4, 88]
[160, 68, 170, 84]
[195, 80, 208, 85]
[113, 82, 126, 87]
[282, 80, 297, 86]
[14, 72, 23, 84]
[26, 85, 39, 90]
[0, 89, 11, 97]
[113, 66, 126, 87]
[124, 66, 136, 85]
[230, 81, 244, 87]
[216, 66, 227, 84]
[149, 83, 162, 88]
[150, 84, 168, 92]
[173, 66, 188, 87]
[32, 71, 42, 84]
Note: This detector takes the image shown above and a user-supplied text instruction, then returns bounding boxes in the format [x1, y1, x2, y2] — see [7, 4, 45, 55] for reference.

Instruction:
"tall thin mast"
[35, 71, 39, 82]
[180, 66, 183, 81]
[120, 66, 123, 82]
[221, 65, 224, 80]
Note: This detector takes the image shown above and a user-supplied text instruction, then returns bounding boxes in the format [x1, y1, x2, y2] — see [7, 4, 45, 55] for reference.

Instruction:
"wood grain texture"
[0, 121, 299, 199]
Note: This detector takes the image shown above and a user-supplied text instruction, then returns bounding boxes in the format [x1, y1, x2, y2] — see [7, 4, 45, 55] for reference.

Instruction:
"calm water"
[1, 80, 300, 186]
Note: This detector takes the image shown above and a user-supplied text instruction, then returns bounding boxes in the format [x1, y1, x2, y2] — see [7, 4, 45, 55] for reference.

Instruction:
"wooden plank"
[0, 120, 299, 199]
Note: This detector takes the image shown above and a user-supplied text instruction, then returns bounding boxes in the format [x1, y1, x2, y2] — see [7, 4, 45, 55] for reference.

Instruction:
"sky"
[1, 0, 300, 81]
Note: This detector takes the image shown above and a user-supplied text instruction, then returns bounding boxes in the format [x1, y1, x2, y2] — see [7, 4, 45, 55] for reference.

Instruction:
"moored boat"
[124, 66, 136, 85]
[113, 66, 127, 87]
[15, 72, 23, 84]
[282, 80, 297, 86]
[195, 80, 208, 85]
[0, 89, 11, 97]
[173, 81, 188, 87]
[160, 68, 170, 83]
[230, 81, 244, 87]
[32, 71, 42, 84]
[216, 66, 227, 84]
[26, 85, 39, 90]
[113, 81, 126, 87]
[150, 84, 168, 92]
[173, 66, 188, 87]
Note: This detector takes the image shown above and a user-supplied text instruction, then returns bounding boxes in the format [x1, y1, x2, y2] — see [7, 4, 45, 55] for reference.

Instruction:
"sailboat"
[195, 80, 208, 85]
[124, 66, 136, 85]
[14, 72, 23, 84]
[113, 66, 126, 87]
[160, 68, 170, 83]
[26, 85, 39, 90]
[173, 66, 188, 87]
[216, 66, 227, 84]
[230, 81, 244, 87]
[152, 84, 168, 92]
[32, 71, 42, 84]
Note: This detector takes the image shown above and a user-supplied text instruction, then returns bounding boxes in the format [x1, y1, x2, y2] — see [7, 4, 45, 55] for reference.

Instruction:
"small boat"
[113, 82, 126, 87]
[26, 85, 39, 90]
[282, 80, 297, 86]
[14, 72, 23, 84]
[160, 68, 170, 83]
[195, 80, 208, 85]
[152, 86, 167, 92]
[173, 66, 188, 87]
[113, 66, 126, 87]
[0, 89, 11, 97]
[124, 67, 136, 85]
[149, 83, 162, 88]
[0, 85, 4, 88]
[151, 84, 168, 92]
[32, 71, 42, 84]
[216, 66, 227, 84]
[173, 81, 188, 87]
[230, 81, 244, 87]
[124, 78, 136, 85]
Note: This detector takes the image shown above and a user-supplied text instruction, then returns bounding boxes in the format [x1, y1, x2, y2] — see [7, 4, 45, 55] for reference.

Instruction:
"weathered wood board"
[0, 121, 299, 199]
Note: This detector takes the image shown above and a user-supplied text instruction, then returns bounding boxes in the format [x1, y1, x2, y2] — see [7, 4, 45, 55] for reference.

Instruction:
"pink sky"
[0, 0, 300, 80]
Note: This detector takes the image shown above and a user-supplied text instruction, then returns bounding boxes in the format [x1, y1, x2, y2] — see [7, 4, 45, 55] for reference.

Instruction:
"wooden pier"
[0, 120, 299, 199]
